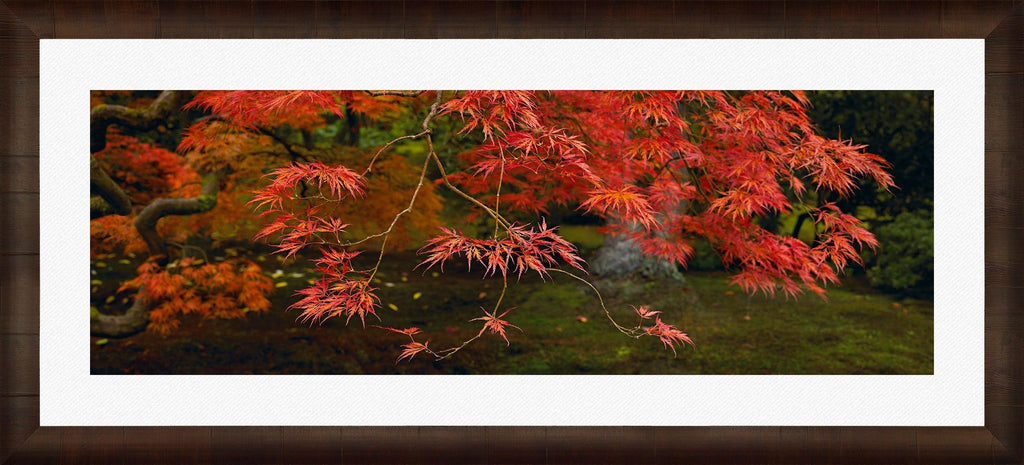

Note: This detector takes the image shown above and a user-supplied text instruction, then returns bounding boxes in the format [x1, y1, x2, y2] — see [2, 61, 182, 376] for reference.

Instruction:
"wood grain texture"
[210, 427, 283, 465]
[703, 1, 785, 38]
[0, 77, 39, 157]
[0, 3, 39, 78]
[941, 0, 1017, 37]
[0, 156, 37, 194]
[0, 193, 39, 255]
[278, 427, 343, 465]
[0, 1, 54, 39]
[3, 427, 59, 465]
[0, 1, 1021, 464]
[777, 427, 842, 464]
[839, 428, 919, 464]
[340, 427, 489, 464]
[986, 74, 1024, 153]
[58, 427, 127, 465]
[53, 1, 159, 38]
[0, 253, 40, 335]
[157, 1, 254, 38]
[403, 1, 498, 39]
[916, 427, 1000, 464]
[986, 10, 1023, 74]
[986, 150, 1024, 230]
[543, 427, 658, 464]
[313, 1, 404, 39]
[496, 1, 586, 38]
[0, 334, 38, 396]
[649, 427, 780, 463]
[0, 395, 38, 463]
[877, 0, 943, 37]
[482, 426, 549, 464]
[785, 1, 881, 38]
[253, 1, 316, 39]
[124, 427, 214, 465]
[584, 1, 677, 38]
[987, 406, 1024, 460]
[985, 234, 1023, 289]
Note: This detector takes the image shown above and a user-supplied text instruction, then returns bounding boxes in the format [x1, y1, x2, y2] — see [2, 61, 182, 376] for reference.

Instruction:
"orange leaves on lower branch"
[120, 257, 273, 335]
[90, 214, 149, 257]
[644, 316, 695, 356]
[373, 326, 432, 363]
[632, 305, 694, 356]
[397, 341, 432, 364]
[375, 326, 422, 337]
[377, 306, 525, 362]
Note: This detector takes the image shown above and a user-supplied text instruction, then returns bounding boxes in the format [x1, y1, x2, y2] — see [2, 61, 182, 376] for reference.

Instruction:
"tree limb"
[90, 155, 133, 218]
[91, 287, 149, 337]
[90, 90, 195, 153]
[364, 90, 426, 97]
[134, 171, 223, 259]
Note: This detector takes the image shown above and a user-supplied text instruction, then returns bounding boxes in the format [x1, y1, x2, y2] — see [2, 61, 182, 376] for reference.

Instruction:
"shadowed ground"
[90, 241, 933, 375]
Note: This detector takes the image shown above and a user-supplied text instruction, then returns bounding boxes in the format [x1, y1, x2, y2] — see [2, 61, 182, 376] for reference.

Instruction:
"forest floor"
[90, 240, 933, 375]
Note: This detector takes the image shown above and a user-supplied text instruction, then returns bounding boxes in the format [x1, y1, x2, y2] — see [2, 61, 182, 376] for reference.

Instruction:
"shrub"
[867, 210, 933, 296]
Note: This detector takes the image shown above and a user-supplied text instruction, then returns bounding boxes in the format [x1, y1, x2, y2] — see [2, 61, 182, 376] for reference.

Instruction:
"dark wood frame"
[1, 1, 1021, 463]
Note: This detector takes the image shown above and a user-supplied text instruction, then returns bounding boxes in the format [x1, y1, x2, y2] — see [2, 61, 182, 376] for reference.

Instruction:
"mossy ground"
[91, 243, 932, 375]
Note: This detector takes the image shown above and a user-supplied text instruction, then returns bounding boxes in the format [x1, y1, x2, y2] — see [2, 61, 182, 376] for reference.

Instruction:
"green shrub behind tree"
[866, 210, 933, 297]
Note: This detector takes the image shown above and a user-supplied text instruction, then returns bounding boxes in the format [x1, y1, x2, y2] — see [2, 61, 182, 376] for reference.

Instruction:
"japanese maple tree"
[90, 90, 444, 338]
[179, 90, 891, 362]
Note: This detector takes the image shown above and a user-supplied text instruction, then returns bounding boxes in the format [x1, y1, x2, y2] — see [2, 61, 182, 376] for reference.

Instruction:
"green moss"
[90, 196, 110, 212]
[519, 284, 588, 314]
[195, 194, 217, 211]
[557, 225, 605, 250]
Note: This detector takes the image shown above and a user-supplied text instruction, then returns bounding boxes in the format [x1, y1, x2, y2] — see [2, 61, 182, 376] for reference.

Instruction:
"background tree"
[808, 90, 933, 296]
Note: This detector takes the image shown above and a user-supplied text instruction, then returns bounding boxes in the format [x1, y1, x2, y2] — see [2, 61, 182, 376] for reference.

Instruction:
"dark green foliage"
[686, 237, 724, 271]
[808, 91, 934, 217]
[866, 210, 933, 297]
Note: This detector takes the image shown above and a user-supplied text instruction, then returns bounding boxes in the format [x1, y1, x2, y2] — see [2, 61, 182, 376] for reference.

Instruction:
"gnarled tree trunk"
[89, 90, 221, 337]
[90, 286, 149, 337]
[134, 172, 222, 260]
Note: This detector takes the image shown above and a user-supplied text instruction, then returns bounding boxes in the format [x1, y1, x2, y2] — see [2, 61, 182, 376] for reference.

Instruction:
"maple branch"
[548, 114, 602, 148]
[91, 285, 149, 337]
[431, 277, 512, 360]
[358, 92, 446, 280]
[548, 268, 641, 337]
[90, 155, 133, 219]
[362, 130, 429, 176]
[252, 124, 317, 161]
[194, 115, 315, 161]
[364, 91, 441, 175]
[365, 153, 434, 282]
[494, 150, 506, 238]
[91, 90, 194, 153]
[364, 90, 427, 97]
[134, 171, 223, 260]
[430, 152, 513, 231]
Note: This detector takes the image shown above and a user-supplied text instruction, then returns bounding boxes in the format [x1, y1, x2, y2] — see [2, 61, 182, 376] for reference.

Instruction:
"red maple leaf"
[471, 307, 523, 346]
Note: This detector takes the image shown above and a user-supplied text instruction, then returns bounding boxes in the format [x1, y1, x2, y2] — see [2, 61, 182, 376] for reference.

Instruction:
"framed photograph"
[3, 1, 1021, 463]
